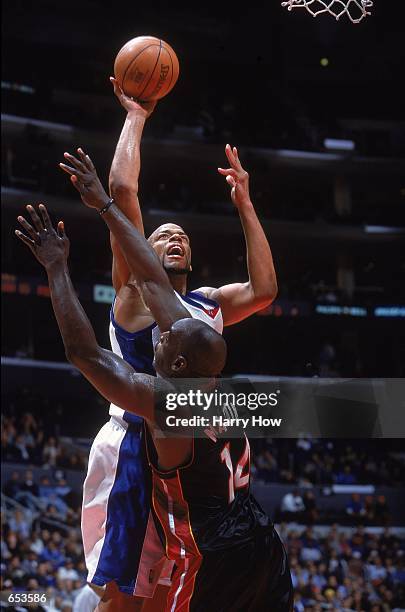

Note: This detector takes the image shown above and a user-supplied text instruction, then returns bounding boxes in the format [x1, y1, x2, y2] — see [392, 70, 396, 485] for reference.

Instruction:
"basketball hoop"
[281, 0, 373, 23]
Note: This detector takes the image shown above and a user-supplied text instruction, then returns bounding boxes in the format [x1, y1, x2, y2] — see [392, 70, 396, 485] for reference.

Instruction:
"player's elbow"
[109, 178, 139, 202]
[252, 280, 278, 308]
[64, 342, 99, 370]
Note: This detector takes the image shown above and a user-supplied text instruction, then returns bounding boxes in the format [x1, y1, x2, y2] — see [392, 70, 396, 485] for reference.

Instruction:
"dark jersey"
[146, 430, 292, 611]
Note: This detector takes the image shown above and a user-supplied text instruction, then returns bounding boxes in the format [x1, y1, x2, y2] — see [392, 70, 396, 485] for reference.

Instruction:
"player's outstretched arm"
[59, 150, 189, 331]
[108, 77, 156, 291]
[14, 204, 157, 421]
[198, 144, 278, 326]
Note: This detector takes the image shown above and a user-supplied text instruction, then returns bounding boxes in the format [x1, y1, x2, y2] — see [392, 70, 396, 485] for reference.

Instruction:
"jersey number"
[220, 440, 250, 503]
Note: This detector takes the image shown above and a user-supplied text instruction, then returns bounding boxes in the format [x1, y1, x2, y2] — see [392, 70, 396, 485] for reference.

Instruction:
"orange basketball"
[114, 35, 179, 101]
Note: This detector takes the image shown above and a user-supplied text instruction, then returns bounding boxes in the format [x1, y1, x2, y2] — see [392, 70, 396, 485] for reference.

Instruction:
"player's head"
[148, 223, 192, 275]
[153, 318, 227, 378]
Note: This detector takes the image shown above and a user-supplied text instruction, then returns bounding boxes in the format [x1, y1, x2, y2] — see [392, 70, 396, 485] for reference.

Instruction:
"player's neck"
[168, 274, 187, 295]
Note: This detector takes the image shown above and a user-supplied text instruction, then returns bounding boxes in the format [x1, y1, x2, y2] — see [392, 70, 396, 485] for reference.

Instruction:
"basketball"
[114, 35, 179, 101]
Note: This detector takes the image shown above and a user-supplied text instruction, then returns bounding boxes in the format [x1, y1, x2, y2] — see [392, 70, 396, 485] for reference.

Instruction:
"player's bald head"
[154, 318, 227, 379]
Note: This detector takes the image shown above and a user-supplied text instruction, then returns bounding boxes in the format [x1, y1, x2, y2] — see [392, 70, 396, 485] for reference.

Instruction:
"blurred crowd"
[275, 489, 392, 528]
[251, 438, 405, 488]
[1, 486, 86, 611]
[1, 411, 87, 472]
[281, 525, 405, 611]
[2, 480, 404, 612]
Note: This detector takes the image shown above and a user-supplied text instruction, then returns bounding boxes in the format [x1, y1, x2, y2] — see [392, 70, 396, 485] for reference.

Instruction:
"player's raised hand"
[218, 144, 251, 210]
[110, 77, 157, 118]
[15, 204, 69, 269]
[59, 148, 110, 211]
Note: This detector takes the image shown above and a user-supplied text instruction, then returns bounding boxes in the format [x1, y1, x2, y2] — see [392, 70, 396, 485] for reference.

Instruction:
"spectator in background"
[13, 434, 30, 462]
[3, 471, 22, 498]
[280, 489, 306, 520]
[8, 509, 30, 539]
[346, 493, 366, 523]
[254, 448, 278, 482]
[303, 490, 319, 524]
[300, 528, 322, 563]
[57, 558, 79, 582]
[367, 554, 388, 585]
[21, 470, 39, 497]
[40, 540, 65, 569]
[42, 436, 61, 468]
[374, 495, 391, 526]
[336, 464, 357, 485]
[364, 494, 375, 523]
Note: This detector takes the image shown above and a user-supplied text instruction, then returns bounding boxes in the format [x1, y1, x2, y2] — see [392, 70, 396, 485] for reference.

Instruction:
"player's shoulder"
[192, 286, 217, 300]
[190, 287, 222, 308]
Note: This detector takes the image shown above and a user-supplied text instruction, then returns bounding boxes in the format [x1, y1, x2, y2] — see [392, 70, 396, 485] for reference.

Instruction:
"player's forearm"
[238, 202, 278, 303]
[101, 204, 187, 330]
[102, 204, 169, 287]
[109, 111, 146, 232]
[46, 261, 100, 364]
[46, 261, 155, 419]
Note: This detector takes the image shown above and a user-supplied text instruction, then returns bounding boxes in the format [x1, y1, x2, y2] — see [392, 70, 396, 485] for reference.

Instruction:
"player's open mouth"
[166, 244, 184, 259]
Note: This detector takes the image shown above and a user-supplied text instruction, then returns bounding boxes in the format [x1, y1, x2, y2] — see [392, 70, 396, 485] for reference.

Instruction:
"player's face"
[153, 330, 179, 377]
[148, 224, 192, 274]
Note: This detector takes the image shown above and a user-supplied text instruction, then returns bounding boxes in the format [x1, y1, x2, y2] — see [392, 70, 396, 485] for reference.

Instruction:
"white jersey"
[109, 290, 223, 425]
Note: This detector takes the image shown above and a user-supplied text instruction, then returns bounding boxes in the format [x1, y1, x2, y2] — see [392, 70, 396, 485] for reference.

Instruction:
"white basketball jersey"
[108, 290, 223, 424]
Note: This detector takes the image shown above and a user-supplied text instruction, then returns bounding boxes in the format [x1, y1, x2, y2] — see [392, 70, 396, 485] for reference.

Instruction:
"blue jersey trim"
[110, 300, 157, 341]
[182, 291, 220, 311]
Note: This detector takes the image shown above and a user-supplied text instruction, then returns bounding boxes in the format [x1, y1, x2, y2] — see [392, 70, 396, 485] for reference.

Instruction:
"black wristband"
[99, 198, 115, 215]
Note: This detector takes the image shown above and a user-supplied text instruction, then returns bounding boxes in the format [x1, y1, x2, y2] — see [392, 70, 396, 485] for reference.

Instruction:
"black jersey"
[146, 431, 293, 611]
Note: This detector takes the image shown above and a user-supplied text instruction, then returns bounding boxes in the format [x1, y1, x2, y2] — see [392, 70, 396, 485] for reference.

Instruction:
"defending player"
[59, 86, 278, 610]
[15, 200, 293, 611]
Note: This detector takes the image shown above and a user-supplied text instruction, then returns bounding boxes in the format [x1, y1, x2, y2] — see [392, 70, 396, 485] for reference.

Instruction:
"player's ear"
[171, 355, 187, 373]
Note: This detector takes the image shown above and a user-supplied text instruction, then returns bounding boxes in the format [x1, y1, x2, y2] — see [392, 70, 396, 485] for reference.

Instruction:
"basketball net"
[281, 0, 373, 23]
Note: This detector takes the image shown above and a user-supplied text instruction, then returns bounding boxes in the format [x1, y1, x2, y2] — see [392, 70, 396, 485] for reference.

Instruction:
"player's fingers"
[226, 175, 236, 188]
[64, 152, 87, 174]
[59, 163, 79, 177]
[17, 215, 39, 242]
[60, 163, 86, 183]
[77, 147, 96, 173]
[38, 204, 53, 231]
[225, 143, 237, 165]
[57, 221, 66, 238]
[110, 76, 124, 96]
[76, 147, 88, 163]
[85, 153, 96, 171]
[218, 167, 237, 177]
[26, 205, 44, 233]
[15, 230, 36, 251]
[70, 174, 84, 192]
[76, 148, 96, 172]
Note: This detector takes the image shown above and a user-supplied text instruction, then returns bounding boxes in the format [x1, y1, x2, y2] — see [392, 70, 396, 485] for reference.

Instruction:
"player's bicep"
[74, 347, 155, 421]
[198, 282, 258, 327]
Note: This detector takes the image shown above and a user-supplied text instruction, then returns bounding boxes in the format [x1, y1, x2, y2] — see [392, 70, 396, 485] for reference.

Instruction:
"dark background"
[2, 1, 405, 386]
[1, 5, 405, 609]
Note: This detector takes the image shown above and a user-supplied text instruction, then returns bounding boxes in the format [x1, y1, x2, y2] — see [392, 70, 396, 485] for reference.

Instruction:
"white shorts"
[81, 416, 172, 597]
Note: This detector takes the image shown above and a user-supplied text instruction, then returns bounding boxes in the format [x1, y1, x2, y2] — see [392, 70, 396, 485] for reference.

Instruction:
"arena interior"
[1, 2, 405, 611]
